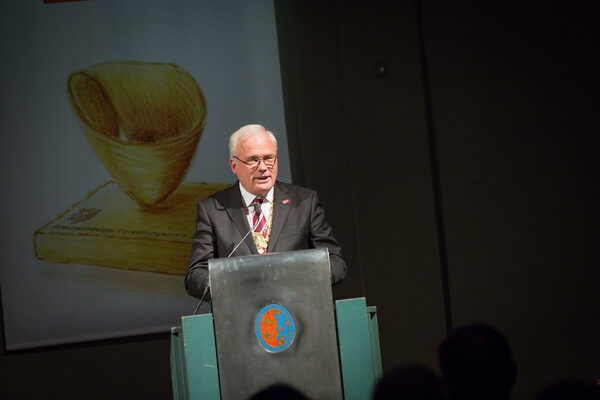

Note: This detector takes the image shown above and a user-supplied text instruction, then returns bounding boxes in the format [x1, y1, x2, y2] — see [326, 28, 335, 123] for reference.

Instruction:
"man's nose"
[256, 160, 268, 171]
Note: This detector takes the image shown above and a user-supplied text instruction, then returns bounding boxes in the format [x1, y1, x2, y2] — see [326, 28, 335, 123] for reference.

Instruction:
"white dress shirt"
[239, 183, 274, 230]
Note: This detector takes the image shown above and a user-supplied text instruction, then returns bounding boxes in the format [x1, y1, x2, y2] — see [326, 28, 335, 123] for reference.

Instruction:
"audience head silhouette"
[373, 364, 446, 400]
[439, 323, 516, 400]
[537, 379, 599, 400]
[249, 383, 308, 400]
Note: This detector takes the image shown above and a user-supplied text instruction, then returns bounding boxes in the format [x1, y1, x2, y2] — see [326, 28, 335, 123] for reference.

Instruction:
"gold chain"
[252, 199, 274, 254]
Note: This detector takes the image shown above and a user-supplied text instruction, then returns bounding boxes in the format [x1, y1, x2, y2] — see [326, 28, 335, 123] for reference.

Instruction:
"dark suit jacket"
[185, 181, 347, 300]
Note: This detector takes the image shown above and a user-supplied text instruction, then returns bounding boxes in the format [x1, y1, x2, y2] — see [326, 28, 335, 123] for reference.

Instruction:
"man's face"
[229, 131, 278, 197]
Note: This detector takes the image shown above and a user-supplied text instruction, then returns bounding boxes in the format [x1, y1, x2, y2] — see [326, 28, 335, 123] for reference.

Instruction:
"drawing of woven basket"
[67, 61, 206, 207]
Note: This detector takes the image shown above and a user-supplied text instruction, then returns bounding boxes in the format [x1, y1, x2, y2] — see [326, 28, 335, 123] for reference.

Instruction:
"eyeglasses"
[233, 155, 277, 168]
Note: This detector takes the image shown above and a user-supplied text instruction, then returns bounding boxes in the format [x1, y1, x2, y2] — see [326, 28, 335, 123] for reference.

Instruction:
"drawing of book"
[34, 181, 229, 275]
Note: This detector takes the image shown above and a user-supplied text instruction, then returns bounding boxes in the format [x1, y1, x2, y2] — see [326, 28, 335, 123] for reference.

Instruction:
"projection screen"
[0, 0, 291, 350]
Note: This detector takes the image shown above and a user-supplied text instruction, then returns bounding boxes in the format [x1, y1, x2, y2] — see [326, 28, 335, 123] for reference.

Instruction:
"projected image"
[0, 0, 290, 350]
[34, 61, 228, 275]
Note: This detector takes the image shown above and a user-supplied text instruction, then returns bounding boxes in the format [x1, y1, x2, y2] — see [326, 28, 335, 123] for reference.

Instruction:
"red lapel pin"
[282, 199, 290, 204]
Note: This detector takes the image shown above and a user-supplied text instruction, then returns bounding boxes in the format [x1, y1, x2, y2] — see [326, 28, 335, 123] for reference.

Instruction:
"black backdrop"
[276, 1, 600, 399]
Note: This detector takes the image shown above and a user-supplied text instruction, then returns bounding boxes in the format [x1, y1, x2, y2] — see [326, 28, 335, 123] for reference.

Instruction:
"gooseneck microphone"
[192, 282, 211, 315]
[192, 201, 262, 315]
[227, 201, 262, 257]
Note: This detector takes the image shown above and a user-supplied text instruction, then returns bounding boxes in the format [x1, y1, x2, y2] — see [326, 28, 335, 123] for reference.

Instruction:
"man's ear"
[229, 157, 237, 174]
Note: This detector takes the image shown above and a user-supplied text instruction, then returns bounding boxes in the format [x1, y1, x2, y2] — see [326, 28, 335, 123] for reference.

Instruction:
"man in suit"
[185, 124, 347, 300]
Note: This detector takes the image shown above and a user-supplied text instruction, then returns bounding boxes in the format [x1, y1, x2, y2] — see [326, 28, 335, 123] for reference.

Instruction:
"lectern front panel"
[209, 248, 343, 400]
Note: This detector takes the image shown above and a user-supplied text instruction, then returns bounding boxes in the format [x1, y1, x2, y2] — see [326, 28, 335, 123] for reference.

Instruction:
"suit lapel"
[216, 183, 258, 255]
[268, 183, 291, 252]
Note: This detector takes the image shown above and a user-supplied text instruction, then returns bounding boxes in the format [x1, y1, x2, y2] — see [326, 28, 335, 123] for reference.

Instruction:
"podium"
[170, 249, 382, 399]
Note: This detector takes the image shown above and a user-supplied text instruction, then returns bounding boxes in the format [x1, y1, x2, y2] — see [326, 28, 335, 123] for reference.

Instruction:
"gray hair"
[229, 124, 278, 157]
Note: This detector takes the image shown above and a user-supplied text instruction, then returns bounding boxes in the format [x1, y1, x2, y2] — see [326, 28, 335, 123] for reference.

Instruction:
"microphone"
[192, 284, 210, 315]
[192, 200, 262, 315]
[227, 200, 261, 257]
[254, 200, 261, 218]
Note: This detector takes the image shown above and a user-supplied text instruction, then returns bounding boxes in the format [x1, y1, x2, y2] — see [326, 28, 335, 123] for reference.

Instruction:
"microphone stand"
[192, 201, 263, 315]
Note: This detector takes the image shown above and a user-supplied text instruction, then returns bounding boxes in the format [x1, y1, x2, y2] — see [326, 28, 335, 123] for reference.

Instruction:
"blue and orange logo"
[254, 304, 296, 353]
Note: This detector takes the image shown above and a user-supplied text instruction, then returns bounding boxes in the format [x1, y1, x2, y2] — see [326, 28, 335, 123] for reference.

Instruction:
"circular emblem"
[254, 304, 296, 353]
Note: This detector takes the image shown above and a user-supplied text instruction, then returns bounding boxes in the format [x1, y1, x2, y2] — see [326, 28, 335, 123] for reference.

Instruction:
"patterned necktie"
[252, 197, 268, 254]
